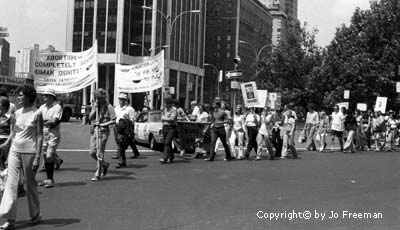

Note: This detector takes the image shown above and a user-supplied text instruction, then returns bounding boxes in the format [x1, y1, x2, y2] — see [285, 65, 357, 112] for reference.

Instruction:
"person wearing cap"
[160, 97, 178, 164]
[205, 97, 233, 161]
[37, 88, 63, 188]
[113, 92, 140, 168]
[88, 88, 116, 181]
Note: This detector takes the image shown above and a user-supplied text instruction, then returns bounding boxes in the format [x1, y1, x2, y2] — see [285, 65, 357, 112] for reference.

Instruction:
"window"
[227, 44, 231, 49]
[227, 35, 231, 41]
[217, 44, 220, 49]
[226, 52, 230, 58]
[217, 36, 221, 41]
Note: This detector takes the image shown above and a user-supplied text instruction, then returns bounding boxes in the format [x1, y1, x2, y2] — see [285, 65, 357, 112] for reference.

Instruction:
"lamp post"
[239, 40, 272, 75]
[204, 63, 220, 98]
[129, 42, 150, 56]
[142, 5, 200, 108]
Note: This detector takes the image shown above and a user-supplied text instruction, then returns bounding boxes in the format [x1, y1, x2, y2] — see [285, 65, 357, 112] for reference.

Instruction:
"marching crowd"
[0, 85, 398, 229]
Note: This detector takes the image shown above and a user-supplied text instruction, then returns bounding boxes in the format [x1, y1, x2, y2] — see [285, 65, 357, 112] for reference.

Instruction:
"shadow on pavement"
[56, 181, 87, 187]
[57, 167, 81, 171]
[101, 175, 135, 181]
[15, 218, 80, 229]
[121, 164, 147, 169]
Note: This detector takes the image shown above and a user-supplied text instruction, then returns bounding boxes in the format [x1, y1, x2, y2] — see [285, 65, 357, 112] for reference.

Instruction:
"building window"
[217, 44, 220, 49]
[217, 36, 221, 41]
[226, 52, 230, 58]
[227, 35, 231, 41]
[227, 44, 231, 49]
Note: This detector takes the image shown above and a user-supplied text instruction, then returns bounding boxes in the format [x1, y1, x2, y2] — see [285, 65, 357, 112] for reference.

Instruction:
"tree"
[317, 0, 400, 111]
[256, 21, 324, 111]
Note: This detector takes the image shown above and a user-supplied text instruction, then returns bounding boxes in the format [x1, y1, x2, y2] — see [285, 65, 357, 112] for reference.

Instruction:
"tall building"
[285, 0, 297, 21]
[66, 0, 207, 109]
[0, 38, 10, 76]
[8, 56, 15, 76]
[204, 0, 273, 106]
[15, 44, 39, 79]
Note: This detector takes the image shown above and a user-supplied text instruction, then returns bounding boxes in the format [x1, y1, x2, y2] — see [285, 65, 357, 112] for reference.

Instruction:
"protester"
[195, 104, 209, 122]
[305, 103, 319, 151]
[354, 109, 365, 150]
[372, 111, 385, 151]
[0, 97, 13, 169]
[229, 105, 245, 159]
[364, 110, 374, 151]
[385, 110, 397, 151]
[281, 110, 298, 159]
[256, 106, 275, 160]
[0, 85, 43, 229]
[0, 89, 16, 116]
[205, 98, 232, 162]
[190, 100, 200, 121]
[330, 105, 345, 152]
[214, 101, 232, 153]
[172, 99, 189, 156]
[37, 88, 63, 188]
[160, 97, 178, 164]
[113, 93, 140, 168]
[244, 107, 260, 159]
[315, 110, 329, 152]
[270, 109, 283, 158]
[88, 89, 116, 181]
[343, 109, 357, 153]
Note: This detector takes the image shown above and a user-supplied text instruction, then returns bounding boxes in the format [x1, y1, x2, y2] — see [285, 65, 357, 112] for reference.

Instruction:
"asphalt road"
[6, 119, 400, 230]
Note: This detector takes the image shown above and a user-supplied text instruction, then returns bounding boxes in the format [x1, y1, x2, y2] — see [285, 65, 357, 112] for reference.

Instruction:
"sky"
[0, 0, 371, 57]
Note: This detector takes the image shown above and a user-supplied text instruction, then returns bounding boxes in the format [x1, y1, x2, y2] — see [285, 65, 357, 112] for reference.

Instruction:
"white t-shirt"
[245, 113, 260, 127]
[306, 111, 319, 125]
[196, 111, 209, 122]
[39, 102, 63, 132]
[331, 111, 344, 131]
[115, 105, 136, 123]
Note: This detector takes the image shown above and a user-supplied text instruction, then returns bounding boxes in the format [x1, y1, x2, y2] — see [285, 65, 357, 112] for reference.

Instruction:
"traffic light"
[233, 56, 241, 70]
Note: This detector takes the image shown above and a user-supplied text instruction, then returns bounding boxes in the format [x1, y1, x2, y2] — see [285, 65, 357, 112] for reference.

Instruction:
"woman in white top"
[255, 107, 274, 160]
[317, 110, 329, 152]
[305, 103, 319, 151]
[385, 111, 397, 151]
[195, 104, 209, 122]
[229, 105, 245, 159]
[244, 107, 260, 159]
[281, 110, 298, 159]
[0, 85, 43, 229]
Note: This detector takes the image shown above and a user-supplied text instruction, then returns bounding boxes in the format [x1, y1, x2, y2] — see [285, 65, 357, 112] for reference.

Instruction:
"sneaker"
[0, 220, 15, 229]
[255, 156, 262, 161]
[28, 215, 42, 225]
[55, 159, 63, 170]
[44, 180, 54, 188]
[91, 176, 101, 181]
[102, 162, 110, 177]
[159, 159, 167, 164]
[280, 156, 287, 159]
[38, 179, 49, 187]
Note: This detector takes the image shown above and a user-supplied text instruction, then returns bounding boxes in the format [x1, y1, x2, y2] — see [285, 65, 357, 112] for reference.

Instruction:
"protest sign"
[374, 97, 387, 113]
[115, 50, 164, 93]
[356, 103, 367, 112]
[344, 90, 350, 99]
[34, 41, 98, 94]
[240, 81, 259, 107]
[268, 92, 281, 110]
[254, 90, 268, 108]
[397, 82, 400, 93]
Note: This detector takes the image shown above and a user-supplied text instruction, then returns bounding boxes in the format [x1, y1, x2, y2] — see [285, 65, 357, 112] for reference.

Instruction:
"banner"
[115, 50, 164, 93]
[34, 41, 98, 94]
[374, 97, 387, 113]
[177, 121, 211, 151]
[240, 81, 259, 107]
[337, 102, 349, 110]
[254, 90, 268, 108]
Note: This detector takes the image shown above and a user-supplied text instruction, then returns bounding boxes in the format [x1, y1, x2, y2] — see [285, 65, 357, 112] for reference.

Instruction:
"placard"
[396, 82, 400, 93]
[356, 103, 367, 112]
[254, 90, 268, 108]
[374, 97, 387, 113]
[337, 102, 349, 110]
[344, 90, 350, 99]
[240, 81, 259, 107]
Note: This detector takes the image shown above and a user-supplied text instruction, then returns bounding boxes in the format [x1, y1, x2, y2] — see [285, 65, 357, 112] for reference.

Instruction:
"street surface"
[8, 119, 400, 230]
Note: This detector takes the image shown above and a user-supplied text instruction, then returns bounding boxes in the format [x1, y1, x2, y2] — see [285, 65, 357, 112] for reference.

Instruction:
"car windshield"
[149, 112, 161, 122]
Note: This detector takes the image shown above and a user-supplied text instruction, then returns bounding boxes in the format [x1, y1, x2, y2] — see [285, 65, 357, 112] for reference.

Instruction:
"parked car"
[134, 110, 163, 150]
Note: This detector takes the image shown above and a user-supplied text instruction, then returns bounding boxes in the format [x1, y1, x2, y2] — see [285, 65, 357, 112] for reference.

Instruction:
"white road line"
[58, 149, 155, 152]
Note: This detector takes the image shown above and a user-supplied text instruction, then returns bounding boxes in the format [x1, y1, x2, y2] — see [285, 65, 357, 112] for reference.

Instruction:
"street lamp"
[142, 5, 201, 108]
[149, 45, 169, 53]
[130, 42, 150, 56]
[239, 40, 273, 63]
[204, 63, 220, 98]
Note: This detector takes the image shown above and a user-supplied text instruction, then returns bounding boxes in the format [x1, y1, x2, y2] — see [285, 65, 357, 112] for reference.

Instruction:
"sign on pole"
[240, 81, 259, 107]
[230, 81, 240, 89]
[396, 82, 400, 93]
[357, 103, 367, 112]
[115, 50, 164, 93]
[218, 70, 223, 82]
[374, 97, 387, 113]
[344, 90, 350, 99]
[34, 41, 98, 94]
[254, 90, 268, 108]
[268, 92, 281, 110]
[225, 70, 242, 79]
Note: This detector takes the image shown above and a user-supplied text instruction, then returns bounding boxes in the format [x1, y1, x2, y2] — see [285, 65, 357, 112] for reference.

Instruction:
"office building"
[204, 0, 273, 106]
[8, 56, 15, 77]
[66, 0, 207, 109]
[15, 44, 39, 79]
[0, 38, 10, 76]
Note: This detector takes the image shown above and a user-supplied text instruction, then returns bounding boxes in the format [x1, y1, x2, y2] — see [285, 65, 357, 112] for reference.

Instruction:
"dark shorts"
[331, 130, 343, 138]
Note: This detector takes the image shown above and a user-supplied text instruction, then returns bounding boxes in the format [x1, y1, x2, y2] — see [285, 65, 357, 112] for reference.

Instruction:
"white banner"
[115, 50, 164, 93]
[337, 102, 349, 110]
[34, 41, 98, 94]
[375, 97, 387, 113]
[240, 81, 259, 107]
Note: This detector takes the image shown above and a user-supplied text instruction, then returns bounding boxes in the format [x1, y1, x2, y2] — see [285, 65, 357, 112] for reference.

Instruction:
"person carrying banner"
[160, 97, 178, 164]
[205, 98, 233, 162]
[113, 93, 140, 168]
[89, 89, 116, 181]
[37, 88, 63, 188]
[0, 85, 43, 229]
[172, 99, 189, 157]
